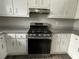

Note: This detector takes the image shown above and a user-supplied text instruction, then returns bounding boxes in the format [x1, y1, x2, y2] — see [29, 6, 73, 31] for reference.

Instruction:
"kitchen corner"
[0, 13, 78, 59]
[0, 0, 79, 58]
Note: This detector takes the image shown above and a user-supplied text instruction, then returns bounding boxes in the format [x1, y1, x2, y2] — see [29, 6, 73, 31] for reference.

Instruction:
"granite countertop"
[1, 28, 79, 36]
[51, 29, 79, 35]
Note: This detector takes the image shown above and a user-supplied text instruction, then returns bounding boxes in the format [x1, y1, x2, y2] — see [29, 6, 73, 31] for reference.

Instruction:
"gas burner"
[28, 23, 52, 39]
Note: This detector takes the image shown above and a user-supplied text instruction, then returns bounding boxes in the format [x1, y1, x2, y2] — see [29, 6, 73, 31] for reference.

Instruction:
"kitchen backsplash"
[0, 13, 74, 32]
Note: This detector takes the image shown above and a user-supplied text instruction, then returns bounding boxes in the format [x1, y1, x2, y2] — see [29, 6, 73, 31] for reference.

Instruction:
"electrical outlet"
[56, 22, 58, 25]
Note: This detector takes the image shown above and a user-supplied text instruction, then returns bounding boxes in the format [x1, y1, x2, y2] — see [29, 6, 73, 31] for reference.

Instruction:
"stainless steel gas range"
[28, 23, 52, 54]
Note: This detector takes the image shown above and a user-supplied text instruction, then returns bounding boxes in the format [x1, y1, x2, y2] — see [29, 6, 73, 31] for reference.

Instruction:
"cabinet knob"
[41, 0, 44, 5]
[35, 0, 38, 5]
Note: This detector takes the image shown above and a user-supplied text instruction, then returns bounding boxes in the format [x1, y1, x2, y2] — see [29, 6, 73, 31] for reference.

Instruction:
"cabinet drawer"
[6, 33, 15, 39]
[16, 34, 26, 38]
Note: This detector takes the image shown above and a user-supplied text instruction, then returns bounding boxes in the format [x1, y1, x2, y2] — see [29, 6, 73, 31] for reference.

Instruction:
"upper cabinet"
[40, 0, 50, 9]
[13, 0, 29, 17]
[28, 0, 50, 9]
[48, 0, 78, 19]
[0, 0, 29, 17]
[28, 0, 36, 8]
[75, 0, 79, 19]
[0, 0, 13, 16]
[0, 0, 78, 18]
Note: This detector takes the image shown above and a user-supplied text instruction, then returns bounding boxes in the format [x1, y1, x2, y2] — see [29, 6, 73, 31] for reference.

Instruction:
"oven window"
[28, 39, 51, 54]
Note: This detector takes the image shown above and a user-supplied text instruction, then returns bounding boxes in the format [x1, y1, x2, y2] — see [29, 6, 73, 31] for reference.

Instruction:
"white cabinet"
[13, 0, 29, 17]
[28, 0, 50, 9]
[75, 0, 79, 19]
[0, 0, 13, 16]
[15, 39, 28, 55]
[6, 33, 28, 55]
[68, 34, 79, 59]
[6, 39, 17, 55]
[0, 34, 7, 59]
[51, 33, 71, 54]
[28, 0, 36, 8]
[6, 33, 15, 39]
[38, 0, 50, 9]
[16, 34, 26, 38]
[48, 0, 78, 18]
[0, 0, 29, 17]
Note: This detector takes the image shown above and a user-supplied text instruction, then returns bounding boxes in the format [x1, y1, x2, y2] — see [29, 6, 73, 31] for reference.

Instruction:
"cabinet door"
[49, 0, 77, 18]
[51, 33, 71, 54]
[63, 0, 78, 18]
[1, 39, 7, 59]
[0, 0, 13, 16]
[6, 39, 17, 55]
[0, 36, 7, 59]
[68, 34, 79, 59]
[40, 0, 50, 9]
[28, 0, 50, 9]
[59, 34, 71, 53]
[28, 0, 41, 8]
[13, 0, 29, 17]
[15, 34, 26, 39]
[28, 0, 36, 8]
[7, 39, 28, 55]
[16, 39, 28, 55]
[51, 34, 61, 54]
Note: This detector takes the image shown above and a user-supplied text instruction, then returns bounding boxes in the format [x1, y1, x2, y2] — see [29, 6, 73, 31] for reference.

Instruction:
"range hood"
[29, 8, 50, 14]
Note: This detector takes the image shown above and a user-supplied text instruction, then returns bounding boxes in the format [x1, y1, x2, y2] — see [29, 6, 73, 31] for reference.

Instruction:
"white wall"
[0, 13, 74, 31]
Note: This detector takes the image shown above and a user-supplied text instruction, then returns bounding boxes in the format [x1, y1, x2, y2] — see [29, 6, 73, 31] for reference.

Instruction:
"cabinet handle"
[2, 44, 4, 49]
[16, 8, 18, 13]
[12, 42, 14, 46]
[78, 48, 79, 52]
[26, 35, 28, 39]
[9, 8, 12, 13]
[19, 42, 21, 46]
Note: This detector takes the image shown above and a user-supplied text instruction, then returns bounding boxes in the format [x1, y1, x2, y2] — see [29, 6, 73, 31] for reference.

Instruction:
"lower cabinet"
[6, 38, 28, 55]
[0, 35, 7, 59]
[51, 33, 71, 54]
[6, 39, 16, 55]
[68, 34, 79, 59]
[15, 39, 28, 55]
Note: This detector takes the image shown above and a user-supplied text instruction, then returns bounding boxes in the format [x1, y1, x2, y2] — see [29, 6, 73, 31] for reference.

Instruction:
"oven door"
[28, 39, 51, 54]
